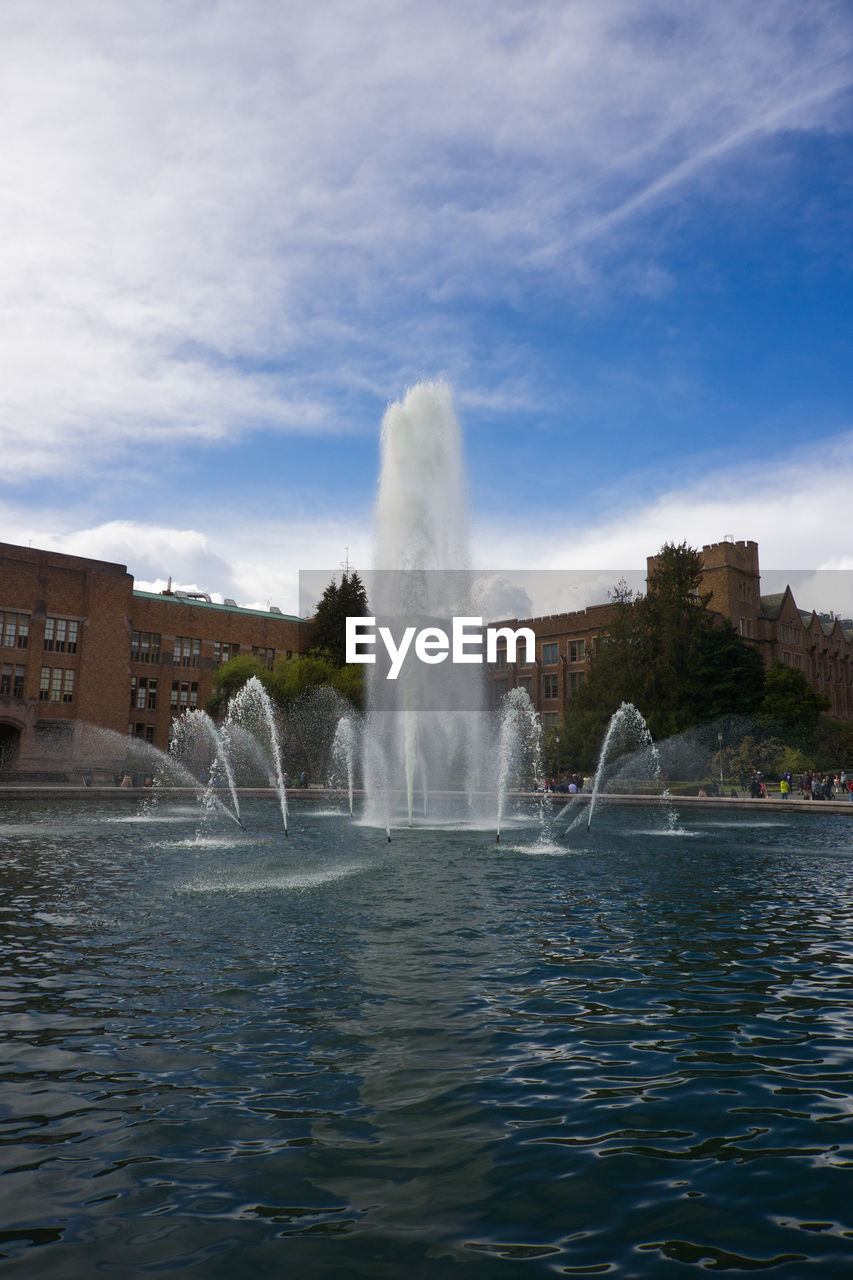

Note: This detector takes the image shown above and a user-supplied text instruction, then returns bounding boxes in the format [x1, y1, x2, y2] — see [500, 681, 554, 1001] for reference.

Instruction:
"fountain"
[495, 687, 542, 841]
[169, 708, 244, 827]
[329, 715, 358, 816]
[361, 381, 494, 833]
[4, 382, 852, 1278]
[225, 675, 289, 835]
[573, 700, 676, 835]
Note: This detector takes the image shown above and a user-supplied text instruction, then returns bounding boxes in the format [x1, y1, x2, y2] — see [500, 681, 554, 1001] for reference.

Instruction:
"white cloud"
[2, 1, 850, 475]
[5, 420, 852, 625]
[472, 428, 853, 615]
[0, 509, 373, 618]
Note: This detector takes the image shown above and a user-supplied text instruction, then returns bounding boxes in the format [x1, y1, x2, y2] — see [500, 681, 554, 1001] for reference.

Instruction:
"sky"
[2, 1, 853, 618]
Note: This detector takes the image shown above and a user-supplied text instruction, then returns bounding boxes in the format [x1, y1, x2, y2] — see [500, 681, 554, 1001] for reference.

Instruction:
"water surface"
[1, 797, 852, 1276]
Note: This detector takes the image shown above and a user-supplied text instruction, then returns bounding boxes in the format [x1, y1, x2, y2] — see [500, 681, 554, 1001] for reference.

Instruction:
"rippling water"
[1, 796, 852, 1276]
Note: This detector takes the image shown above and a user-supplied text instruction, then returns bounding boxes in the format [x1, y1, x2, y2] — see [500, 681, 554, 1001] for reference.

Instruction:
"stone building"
[0, 540, 310, 779]
[487, 539, 853, 723]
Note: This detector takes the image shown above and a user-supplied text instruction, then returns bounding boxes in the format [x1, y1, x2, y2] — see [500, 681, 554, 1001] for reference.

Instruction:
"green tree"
[205, 655, 270, 718]
[268, 652, 364, 714]
[692, 621, 766, 722]
[554, 543, 768, 770]
[309, 571, 369, 667]
[813, 715, 853, 768]
[758, 662, 829, 732]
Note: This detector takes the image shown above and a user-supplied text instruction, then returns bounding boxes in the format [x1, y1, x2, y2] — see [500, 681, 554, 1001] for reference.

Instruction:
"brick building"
[487, 539, 853, 724]
[0, 541, 310, 778]
[3, 536, 851, 780]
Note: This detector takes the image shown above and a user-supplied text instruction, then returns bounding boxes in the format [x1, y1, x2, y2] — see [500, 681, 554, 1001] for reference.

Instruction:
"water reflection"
[1, 798, 852, 1276]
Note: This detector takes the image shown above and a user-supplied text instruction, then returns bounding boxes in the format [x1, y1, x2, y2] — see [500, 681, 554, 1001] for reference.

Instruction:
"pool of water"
[1, 796, 852, 1276]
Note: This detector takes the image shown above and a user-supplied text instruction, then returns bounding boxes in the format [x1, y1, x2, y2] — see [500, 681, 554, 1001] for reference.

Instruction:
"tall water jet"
[362, 382, 489, 830]
[226, 676, 289, 835]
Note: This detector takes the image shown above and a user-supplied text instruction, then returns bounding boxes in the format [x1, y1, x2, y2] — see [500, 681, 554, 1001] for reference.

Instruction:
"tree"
[205, 655, 270, 718]
[309, 571, 369, 667]
[267, 652, 364, 713]
[758, 662, 829, 733]
[554, 542, 768, 770]
[692, 620, 766, 722]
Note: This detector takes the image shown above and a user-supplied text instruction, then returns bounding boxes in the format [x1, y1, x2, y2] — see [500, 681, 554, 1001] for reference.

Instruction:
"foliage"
[205, 655, 271, 718]
[268, 652, 365, 714]
[757, 662, 829, 732]
[309, 571, 369, 667]
[205, 651, 364, 723]
[813, 715, 853, 768]
[692, 622, 766, 723]
[554, 542, 767, 771]
[726, 734, 787, 779]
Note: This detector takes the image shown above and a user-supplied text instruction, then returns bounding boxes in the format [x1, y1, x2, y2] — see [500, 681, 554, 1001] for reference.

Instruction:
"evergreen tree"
[309, 571, 369, 667]
[758, 662, 829, 732]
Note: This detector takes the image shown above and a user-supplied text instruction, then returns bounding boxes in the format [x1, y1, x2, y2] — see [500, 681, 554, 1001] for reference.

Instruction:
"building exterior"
[2, 535, 852, 780]
[487, 539, 853, 723]
[0, 541, 311, 778]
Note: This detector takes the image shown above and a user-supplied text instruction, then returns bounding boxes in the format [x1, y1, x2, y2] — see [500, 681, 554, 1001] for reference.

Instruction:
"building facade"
[0, 541, 311, 778]
[487, 539, 853, 723]
[3, 535, 851, 780]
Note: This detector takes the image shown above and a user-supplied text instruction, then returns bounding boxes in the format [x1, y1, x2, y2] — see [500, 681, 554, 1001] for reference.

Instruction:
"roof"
[132, 590, 307, 625]
[759, 592, 786, 620]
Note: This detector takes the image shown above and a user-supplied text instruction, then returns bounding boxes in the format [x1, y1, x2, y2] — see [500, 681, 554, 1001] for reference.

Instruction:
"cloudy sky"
[2, 1, 852, 616]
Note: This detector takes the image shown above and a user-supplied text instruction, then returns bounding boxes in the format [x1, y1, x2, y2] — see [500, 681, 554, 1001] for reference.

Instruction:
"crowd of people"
[541, 768, 853, 799]
[745, 769, 852, 799]
[797, 771, 853, 800]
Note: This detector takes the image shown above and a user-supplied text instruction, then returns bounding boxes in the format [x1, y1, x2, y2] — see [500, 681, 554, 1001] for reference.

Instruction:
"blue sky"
[2, 1, 852, 616]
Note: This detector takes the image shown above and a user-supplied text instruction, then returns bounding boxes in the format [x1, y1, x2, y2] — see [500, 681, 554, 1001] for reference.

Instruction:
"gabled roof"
[759, 592, 786, 620]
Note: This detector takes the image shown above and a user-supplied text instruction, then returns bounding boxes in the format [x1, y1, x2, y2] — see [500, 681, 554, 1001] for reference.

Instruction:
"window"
[543, 673, 559, 699]
[542, 643, 559, 665]
[1, 612, 29, 649]
[44, 617, 79, 653]
[569, 671, 585, 691]
[131, 677, 158, 710]
[494, 647, 507, 669]
[174, 637, 201, 668]
[40, 667, 74, 703]
[569, 640, 585, 663]
[130, 722, 155, 743]
[131, 631, 161, 664]
[542, 712, 559, 728]
[252, 646, 276, 669]
[214, 641, 239, 666]
[0, 663, 15, 696]
[519, 676, 533, 695]
[493, 678, 508, 701]
[738, 580, 753, 603]
[171, 680, 198, 710]
[739, 617, 753, 638]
